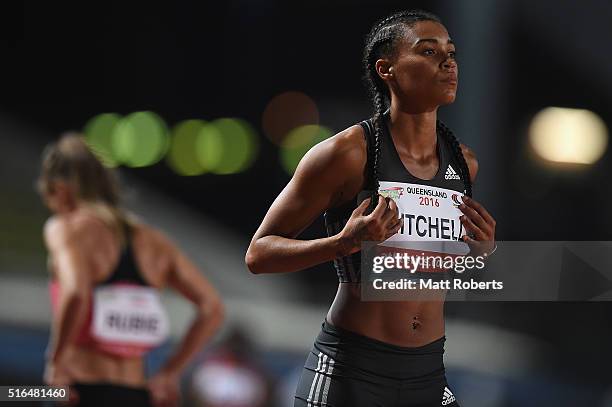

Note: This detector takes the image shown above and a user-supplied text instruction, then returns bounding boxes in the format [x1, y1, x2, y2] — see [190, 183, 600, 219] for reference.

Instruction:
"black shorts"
[67, 382, 151, 407]
[294, 320, 460, 407]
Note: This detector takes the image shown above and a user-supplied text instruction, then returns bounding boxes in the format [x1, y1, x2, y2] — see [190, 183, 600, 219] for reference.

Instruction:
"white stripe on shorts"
[307, 353, 325, 407]
[321, 357, 335, 405]
[312, 354, 329, 405]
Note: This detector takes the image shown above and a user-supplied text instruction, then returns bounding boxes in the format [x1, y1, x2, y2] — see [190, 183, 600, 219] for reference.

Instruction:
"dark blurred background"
[1, 1, 612, 406]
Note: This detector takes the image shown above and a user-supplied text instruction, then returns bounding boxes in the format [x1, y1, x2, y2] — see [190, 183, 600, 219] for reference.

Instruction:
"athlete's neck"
[388, 99, 437, 160]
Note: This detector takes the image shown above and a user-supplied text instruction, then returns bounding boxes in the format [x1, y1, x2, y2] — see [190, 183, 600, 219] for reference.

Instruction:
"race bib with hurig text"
[91, 284, 169, 356]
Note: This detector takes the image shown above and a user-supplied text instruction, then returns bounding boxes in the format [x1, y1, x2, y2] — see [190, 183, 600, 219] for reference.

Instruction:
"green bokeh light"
[196, 123, 224, 172]
[167, 120, 206, 176]
[280, 125, 333, 175]
[111, 111, 169, 168]
[83, 113, 122, 167]
[197, 118, 259, 175]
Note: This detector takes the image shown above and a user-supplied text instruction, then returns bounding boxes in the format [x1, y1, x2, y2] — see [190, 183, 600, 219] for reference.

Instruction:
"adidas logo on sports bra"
[444, 165, 461, 180]
[441, 386, 456, 405]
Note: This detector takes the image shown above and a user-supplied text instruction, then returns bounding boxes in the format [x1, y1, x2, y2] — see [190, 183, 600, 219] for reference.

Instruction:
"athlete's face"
[376, 21, 458, 112]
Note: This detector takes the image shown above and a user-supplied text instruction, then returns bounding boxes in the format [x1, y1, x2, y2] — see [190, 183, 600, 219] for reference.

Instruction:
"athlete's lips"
[441, 73, 458, 85]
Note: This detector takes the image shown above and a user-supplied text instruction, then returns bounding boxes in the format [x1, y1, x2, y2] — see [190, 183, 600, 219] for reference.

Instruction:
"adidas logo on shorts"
[441, 386, 456, 406]
[444, 165, 460, 180]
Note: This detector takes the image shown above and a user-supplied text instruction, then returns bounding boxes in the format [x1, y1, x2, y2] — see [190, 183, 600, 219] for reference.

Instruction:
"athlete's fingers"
[459, 202, 490, 233]
[462, 196, 496, 227]
[462, 234, 496, 258]
[462, 234, 478, 246]
[384, 219, 402, 238]
[460, 215, 487, 240]
[382, 198, 399, 223]
[388, 217, 403, 233]
[384, 229, 398, 239]
[352, 197, 372, 217]
[368, 194, 388, 220]
[387, 198, 399, 216]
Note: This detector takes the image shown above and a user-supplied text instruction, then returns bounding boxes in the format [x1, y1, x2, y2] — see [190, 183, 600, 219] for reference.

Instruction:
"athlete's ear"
[375, 59, 393, 82]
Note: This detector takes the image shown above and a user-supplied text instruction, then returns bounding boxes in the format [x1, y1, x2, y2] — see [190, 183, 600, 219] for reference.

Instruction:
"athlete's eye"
[448, 51, 457, 59]
[423, 49, 436, 56]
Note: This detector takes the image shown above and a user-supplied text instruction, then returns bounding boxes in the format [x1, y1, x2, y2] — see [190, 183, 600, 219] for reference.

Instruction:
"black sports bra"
[324, 116, 468, 282]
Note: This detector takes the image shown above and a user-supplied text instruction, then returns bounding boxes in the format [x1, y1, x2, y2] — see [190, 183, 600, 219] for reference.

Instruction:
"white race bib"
[378, 181, 469, 255]
[92, 285, 169, 347]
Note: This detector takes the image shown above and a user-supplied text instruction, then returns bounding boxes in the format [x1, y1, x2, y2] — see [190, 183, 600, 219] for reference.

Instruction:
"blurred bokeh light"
[262, 91, 319, 145]
[529, 107, 608, 165]
[111, 111, 170, 168]
[280, 124, 333, 174]
[83, 113, 122, 167]
[197, 118, 258, 175]
[167, 120, 207, 176]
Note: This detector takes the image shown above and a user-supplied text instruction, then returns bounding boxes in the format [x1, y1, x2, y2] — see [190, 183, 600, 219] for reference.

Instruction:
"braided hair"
[362, 10, 472, 198]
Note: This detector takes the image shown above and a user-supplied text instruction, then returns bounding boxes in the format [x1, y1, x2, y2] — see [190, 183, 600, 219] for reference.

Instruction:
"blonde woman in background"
[38, 133, 224, 407]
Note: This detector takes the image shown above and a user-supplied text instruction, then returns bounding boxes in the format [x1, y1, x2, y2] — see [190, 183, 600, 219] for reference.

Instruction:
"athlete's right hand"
[148, 370, 181, 407]
[338, 194, 402, 256]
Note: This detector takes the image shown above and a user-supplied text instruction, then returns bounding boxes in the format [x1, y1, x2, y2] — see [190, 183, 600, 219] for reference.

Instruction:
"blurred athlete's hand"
[148, 370, 180, 407]
[43, 361, 80, 406]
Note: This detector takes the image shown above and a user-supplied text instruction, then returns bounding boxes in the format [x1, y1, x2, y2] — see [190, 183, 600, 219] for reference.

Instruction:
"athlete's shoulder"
[43, 215, 66, 249]
[299, 124, 366, 170]
[459, 143, 478, 183]
[328, 124, 367, 154]
[290, 124, 368, 188]
[133, 222, 176, 255]
[135, 222, 164, 243]
[43, 211, 103, 250]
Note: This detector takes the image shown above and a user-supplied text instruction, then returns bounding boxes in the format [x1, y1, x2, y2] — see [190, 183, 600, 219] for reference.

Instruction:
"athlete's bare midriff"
[60, 346, 147, 387]
[327, 283, 445, 347]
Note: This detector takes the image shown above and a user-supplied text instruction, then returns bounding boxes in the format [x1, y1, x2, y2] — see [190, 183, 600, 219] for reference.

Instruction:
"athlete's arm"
[160, 241, 224, 375]
[43, 217, 92, 381]
[148, 233, 224, 406]
[460, 144, 478, 184]
[246, 126, 401, 275]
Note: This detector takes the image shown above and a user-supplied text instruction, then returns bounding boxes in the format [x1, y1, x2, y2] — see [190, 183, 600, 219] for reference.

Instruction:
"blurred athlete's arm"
[246, 125, 401, 275]
[43, 217, 91, 384]
[148, 232, 224, 407]
[460, 144, 478, 184]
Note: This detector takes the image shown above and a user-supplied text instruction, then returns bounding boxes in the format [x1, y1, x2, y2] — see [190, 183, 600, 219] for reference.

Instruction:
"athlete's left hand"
[148, 370, 181, 407]
[458, 195, 496, 257]
[43, 362, 80, 406]
[43, 362, 66, 386]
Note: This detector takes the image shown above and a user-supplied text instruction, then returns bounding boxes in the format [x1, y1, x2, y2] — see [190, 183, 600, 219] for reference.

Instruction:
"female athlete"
[39, 134, 224, 407]
[246, 10, 496, 407]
